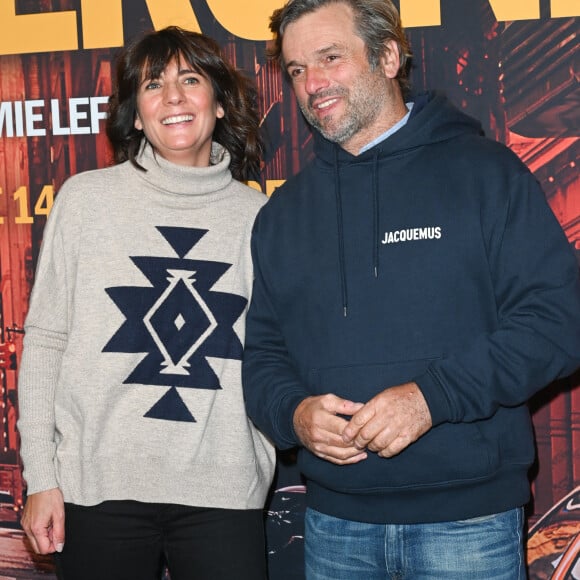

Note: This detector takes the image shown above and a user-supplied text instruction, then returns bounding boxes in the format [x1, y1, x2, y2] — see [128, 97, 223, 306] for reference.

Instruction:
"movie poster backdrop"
[0, 1, 578, 578]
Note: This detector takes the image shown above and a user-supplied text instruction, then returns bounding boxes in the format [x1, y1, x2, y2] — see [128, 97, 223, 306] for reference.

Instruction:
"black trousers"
[54, 500, 268, 580]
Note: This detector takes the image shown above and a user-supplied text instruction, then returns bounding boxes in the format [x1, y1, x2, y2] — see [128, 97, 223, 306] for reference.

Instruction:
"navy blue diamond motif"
[103, 227, 247, 422]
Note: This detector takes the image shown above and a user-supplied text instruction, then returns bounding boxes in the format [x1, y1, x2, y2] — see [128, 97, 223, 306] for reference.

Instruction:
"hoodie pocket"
[308, 358, 437, 402]
[300, 359, 502, 492]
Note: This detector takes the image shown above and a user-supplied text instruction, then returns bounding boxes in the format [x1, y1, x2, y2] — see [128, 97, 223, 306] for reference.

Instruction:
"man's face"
[282, 3, 401, 154]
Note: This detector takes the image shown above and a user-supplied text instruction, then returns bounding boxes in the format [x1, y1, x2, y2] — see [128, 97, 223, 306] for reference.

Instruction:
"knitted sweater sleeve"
[17, 183, 80, 494]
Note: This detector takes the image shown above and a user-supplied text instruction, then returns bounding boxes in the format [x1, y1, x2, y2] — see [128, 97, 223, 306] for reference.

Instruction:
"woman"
[18, 26, 274, 580]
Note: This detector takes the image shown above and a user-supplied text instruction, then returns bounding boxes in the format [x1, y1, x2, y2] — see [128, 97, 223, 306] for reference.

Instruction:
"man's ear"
[380, 39, 401, 79]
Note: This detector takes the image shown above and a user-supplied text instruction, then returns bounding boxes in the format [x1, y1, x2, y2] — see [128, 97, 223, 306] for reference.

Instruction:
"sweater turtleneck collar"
[134, 141, 233, 196]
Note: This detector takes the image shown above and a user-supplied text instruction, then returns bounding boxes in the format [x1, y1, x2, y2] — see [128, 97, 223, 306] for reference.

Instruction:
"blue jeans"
[305, 507, 526, 579]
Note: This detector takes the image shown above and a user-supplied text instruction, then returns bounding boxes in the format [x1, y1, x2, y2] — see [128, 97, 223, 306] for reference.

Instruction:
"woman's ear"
[134, 113, 143, 131]
[216, 103, 225, 119]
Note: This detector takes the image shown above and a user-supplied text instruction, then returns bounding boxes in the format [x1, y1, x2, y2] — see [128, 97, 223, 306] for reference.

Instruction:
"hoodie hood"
[309, 91, 484, 315]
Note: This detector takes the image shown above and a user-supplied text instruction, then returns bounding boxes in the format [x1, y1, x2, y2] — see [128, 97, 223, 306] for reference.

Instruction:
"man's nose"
[305, 66, 330, 95]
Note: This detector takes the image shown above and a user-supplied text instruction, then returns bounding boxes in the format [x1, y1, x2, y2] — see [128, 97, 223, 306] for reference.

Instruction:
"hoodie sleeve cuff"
[275, 391, 309, 449]
[413, 368, 452, 427]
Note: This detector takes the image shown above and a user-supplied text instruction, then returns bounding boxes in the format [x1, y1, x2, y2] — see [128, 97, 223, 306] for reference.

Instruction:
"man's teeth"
[162, 114, 194, 125]
[316, 99, 338, 110]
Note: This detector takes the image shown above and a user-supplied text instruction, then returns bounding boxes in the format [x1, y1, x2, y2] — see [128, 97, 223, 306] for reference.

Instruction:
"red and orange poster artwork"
[0, 1, 578, 578]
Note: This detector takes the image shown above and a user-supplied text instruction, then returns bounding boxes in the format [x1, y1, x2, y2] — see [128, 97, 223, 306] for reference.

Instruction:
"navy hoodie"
[243, 92, 580, 524]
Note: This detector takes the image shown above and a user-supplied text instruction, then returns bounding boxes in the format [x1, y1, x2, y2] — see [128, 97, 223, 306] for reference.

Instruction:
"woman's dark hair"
[106, 26, 262, 181]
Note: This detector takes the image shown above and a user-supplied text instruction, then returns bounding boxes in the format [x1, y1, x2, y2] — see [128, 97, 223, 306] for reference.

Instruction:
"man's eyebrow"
[285, 43, 344, 69]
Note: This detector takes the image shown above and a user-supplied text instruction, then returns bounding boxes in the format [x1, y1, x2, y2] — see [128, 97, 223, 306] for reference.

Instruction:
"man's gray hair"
[268, 0, 412, 92]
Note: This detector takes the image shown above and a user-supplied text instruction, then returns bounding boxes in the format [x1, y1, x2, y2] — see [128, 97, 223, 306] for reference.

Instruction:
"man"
[243, 0, 580, 578]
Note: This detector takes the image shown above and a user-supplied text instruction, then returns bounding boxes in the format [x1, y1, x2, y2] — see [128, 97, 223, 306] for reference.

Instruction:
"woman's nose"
[164, 82, 185, 104]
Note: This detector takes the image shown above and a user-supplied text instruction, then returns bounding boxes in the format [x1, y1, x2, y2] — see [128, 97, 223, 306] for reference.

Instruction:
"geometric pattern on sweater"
[103, 226, 247, 422]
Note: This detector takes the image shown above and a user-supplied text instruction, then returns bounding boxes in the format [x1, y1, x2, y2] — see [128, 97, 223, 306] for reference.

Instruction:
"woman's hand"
[21, 488, 65, 555]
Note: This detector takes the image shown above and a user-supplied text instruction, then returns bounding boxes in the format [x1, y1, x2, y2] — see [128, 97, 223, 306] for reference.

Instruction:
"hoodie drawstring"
[334, 148, 348, 317]
[372, 150, 380, 279]
[334, 149, 381, 317]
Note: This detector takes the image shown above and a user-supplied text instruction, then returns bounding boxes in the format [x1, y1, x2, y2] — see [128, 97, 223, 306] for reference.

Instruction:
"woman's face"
[134, 57, 224, 166]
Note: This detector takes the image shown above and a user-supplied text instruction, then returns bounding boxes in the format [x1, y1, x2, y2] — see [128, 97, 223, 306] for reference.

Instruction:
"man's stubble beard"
[298, 67, 391, 147]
